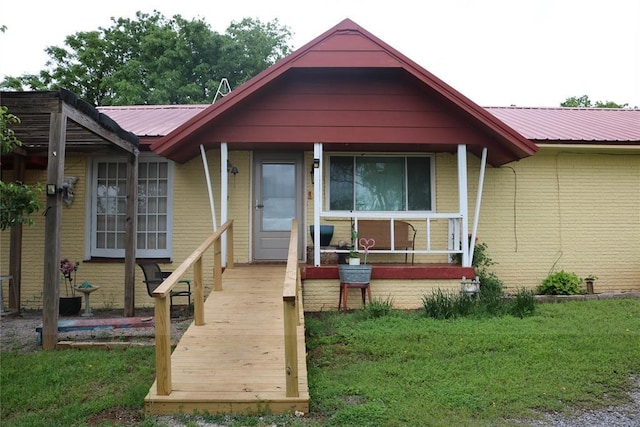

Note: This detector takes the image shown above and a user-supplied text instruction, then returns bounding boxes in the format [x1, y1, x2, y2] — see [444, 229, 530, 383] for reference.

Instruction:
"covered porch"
[308, 143, 490, 270]
[148, 19, 537, 277]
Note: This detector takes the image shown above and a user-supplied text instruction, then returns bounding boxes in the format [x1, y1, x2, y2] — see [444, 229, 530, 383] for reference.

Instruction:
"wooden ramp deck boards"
[145, 265, 309, 415]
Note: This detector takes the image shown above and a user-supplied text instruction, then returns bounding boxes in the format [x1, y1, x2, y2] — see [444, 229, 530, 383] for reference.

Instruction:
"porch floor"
[144, 265, 309, 415]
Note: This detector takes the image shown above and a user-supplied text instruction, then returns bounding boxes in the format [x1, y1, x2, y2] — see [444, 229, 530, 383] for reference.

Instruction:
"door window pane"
[262, 163, 295, 231]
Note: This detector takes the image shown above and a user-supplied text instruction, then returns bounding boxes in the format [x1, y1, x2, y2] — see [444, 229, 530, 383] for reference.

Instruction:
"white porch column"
[457, 144, 470, 267]
[200, 145, 217, 232]
[313, 143, 323, 266]
[220, 143, 228, 267]
[469, 147, 487, 264]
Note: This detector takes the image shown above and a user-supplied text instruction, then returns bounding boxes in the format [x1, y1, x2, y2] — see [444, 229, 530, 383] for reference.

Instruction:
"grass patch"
[1, 299, 639, 426]
[306, 299, 640, 426]
[1, 347, 157, 426]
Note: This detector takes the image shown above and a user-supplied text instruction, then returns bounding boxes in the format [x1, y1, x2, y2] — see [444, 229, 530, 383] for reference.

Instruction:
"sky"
[1, 0, 638, 108]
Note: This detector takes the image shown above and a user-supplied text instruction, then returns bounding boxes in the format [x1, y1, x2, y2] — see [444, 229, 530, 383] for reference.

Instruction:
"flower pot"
[348, 257, 360, 265]
[59, 296, 82, 316]
[339, 264, 372, 284]
[309, 225, 334, 247]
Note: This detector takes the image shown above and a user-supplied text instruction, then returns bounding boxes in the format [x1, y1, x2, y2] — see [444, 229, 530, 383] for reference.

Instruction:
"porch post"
[313, 143, 323, 266]
[457, 144, 470, 267]
[123, 149, 138, 317]
[221, 143, 228, 267]
[9, 152, 25, 311]
[42, 110, 67, 349]
[469, 147, 487, 264]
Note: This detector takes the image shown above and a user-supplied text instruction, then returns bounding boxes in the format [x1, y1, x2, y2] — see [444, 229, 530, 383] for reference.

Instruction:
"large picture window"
[329, 155, 433, 211]
[90, 155, 172, 258]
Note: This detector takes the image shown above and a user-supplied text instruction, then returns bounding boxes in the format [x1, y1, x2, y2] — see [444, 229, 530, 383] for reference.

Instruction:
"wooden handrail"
[153, 220, 234, 396]
[283, 219, 300, 397]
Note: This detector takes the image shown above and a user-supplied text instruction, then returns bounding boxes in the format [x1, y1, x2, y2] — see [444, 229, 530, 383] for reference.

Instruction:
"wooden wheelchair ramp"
[144, 265, 309, 415]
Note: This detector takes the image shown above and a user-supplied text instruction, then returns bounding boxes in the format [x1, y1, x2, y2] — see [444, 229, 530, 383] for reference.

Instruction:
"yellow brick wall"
[303, 150, 640, 301]
[476, 151, 640, 293]
[303, 278, 460, 311]
[171, 150, 251, 266]
[2, 149, 638, 310]
[0, 151, 253, 310]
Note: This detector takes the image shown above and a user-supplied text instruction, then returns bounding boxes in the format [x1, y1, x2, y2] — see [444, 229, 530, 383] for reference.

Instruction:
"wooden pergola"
[1, 90, 139, 349]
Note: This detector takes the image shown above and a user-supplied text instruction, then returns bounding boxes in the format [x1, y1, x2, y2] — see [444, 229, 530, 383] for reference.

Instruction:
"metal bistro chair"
[138, 263, 192, 316]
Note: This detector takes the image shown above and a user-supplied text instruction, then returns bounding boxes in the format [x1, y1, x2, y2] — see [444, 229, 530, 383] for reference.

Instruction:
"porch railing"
[151, 219, 234, 396]
[316, 212, 464, 260]
[283, 219, 304, 397]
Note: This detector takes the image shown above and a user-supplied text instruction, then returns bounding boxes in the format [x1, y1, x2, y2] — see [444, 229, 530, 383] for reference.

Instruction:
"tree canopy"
[1, 11, 293, 106]
[561, 95, 628, 108]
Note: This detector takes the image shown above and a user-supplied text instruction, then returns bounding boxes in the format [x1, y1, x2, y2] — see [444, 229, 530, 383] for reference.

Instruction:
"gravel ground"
[510, 380, 640, 426]
[0, 308, 191, 353]
[2, 309, 639, 426]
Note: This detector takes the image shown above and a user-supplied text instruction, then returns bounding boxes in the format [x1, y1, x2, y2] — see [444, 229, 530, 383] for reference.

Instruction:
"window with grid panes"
[90, 155, 172, 258]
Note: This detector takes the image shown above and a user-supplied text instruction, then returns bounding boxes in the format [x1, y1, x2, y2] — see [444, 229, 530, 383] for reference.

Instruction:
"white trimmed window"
[89, 154, 173, 258]
[328, 154, 434, 211]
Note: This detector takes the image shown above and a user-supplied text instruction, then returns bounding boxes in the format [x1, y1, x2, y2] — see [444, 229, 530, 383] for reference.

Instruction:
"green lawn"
[305, 298, 640, 426]
[1, 298, 639, 426]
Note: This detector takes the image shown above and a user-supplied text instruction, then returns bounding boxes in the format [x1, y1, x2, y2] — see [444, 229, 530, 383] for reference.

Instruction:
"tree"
[0, 106, 42, 231]
[1, 11, 292, 105]
[561, 95, 628, 108]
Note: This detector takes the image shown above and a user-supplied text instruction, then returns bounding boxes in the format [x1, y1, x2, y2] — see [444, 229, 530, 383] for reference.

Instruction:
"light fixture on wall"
[310, 158, 320, 184]
[46, 184, 57, 196]
[227, 160, 239, 176]
[45, 176, 78, 206]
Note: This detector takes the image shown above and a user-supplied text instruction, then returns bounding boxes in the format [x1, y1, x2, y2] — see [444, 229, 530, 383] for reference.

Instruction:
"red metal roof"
[97, 105, 207, 138]
[100, 105, 640, 147]
[487, 107, 640, 142]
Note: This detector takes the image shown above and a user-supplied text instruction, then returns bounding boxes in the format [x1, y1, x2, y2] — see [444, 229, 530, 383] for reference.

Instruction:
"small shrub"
[538, 270, 583, 295]
[425, 242, 535, 320]
[477, 272, 505, 316]
[422, 289, 457, 319]
[509, 288, 536, 318]
[452, 240, 495, 274]
[454, 291, 476, 317]
[362, 296, 394, 319]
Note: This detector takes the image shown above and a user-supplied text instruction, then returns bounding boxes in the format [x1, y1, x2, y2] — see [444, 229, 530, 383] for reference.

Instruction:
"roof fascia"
[536, 143, 640, 154]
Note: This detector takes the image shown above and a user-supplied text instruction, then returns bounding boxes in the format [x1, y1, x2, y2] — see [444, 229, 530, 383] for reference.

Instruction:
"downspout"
[313, 143, 323, 266]
[457, 145, 469, 267]
[469, 147, 487, 265]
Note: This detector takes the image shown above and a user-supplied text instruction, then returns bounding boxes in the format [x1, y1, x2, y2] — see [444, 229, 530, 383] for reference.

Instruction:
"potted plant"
[339, 236, 374, 283]
[348, 247, 360, 265]
[309, 224, 334, 247]
[59, 258, 82, 316]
